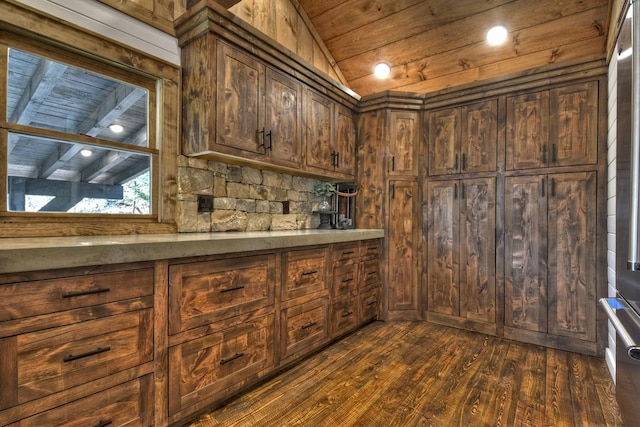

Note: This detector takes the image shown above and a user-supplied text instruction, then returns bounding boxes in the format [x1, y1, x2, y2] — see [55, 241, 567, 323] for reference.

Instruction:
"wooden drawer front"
[168, 314, 274, 417]
[9, 375, 153, 427]
[331, 242, 360, 263]
[359, 286, 380, 322]
[361, 241, 382, 261]
[330, 296, 358, 337]
[361, 259, 381, 288]
[280, 297, 328, 360]
[1, 309, 153, 409]
[169, 254, 275, 334]
[333, 263, 358, 298]
[0, 268, 153, 322]
[282, 249, 327, 301]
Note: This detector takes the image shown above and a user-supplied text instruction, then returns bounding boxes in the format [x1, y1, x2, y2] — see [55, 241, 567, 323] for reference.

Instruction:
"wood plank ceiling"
[297, 0, 611, 97]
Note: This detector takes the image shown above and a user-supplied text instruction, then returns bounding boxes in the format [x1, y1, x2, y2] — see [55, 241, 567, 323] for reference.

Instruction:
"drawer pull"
[367, 271, 377, 276]
[220, 352, 245, 365]
[341, 311, 354, 318]
[61, 288, 110, 298]
[94, 420, 113, 427]
[301, 321, 316, 330]
[301, 270, 317, 276]
[367, 300, 378, 306]
[220, 285, 245, 293]
[342, 278, 354, 283]
[342, 251, 355, 256]
[63, 346, 111, 363]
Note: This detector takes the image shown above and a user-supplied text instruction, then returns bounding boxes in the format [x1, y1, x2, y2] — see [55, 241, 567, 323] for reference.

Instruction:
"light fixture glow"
[374, 62, 391, 79]
[487, 25, 508, 46]
[80, 149, 93, 157]
[109, 124, 124, 133]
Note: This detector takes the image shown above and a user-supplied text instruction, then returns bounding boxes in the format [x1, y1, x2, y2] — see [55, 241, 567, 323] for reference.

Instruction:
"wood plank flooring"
[183, 321, 624, 427]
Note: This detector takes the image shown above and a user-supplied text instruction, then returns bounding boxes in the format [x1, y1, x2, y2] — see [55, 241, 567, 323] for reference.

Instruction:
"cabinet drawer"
[169, 254, 275, 334]
[359, 286, 380, 322]
[0, 267, 153, 322]
[333, 263, 358, 298]
[361, 241, 382, 261]
[1, 309, 153, 409]
[168, 314, 274, 418]
[330, 296, 358, 337]
[280, 297, 328, 361]
[282, 248, 327, 301]
[9, 374, 153, 427]
[361, 259, 381, 288]
[331, 242, 359, 263]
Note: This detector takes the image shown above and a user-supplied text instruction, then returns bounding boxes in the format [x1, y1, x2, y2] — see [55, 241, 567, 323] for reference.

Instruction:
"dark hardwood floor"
[184, 321, 624, 426]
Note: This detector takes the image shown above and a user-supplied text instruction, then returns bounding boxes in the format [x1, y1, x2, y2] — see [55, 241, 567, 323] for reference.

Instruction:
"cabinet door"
[216, 42, 265, 154]
[425, 180, 459, 315]
[549, 82, 598, 167]
[335, 105, 356, 177]
[505, 176, 548, 332]
[387, 180, 419, 312]
[506, 91, 549, 170]
[389, 110, 419, 176]
[547, 172, 596, 341]
[305, 89, 335, 173]
[459, 178, 496, 324]
[428, 107, 460, 176]
[265, 68, 302, 167]
[461, 100, 497, 173]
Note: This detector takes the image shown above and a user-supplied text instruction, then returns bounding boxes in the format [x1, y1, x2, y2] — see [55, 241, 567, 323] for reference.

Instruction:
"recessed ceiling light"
[487, 25, 508, 46]
[374, 62, 391, 79]
[109, 124, 124, 133]
[80, 148, 93, 157]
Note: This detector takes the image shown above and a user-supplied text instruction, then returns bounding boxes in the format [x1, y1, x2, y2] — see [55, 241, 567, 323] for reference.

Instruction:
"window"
[4, 47, 156, 215]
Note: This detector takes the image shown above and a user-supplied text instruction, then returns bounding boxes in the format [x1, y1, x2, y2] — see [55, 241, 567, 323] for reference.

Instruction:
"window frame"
[0, 2, 179, 236]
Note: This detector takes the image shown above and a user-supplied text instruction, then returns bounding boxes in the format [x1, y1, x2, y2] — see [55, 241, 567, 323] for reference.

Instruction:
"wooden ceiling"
[297, 0, 611, 97]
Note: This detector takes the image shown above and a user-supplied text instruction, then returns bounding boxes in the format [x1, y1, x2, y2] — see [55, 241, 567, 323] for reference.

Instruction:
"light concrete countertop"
[0, 229, 384, 274]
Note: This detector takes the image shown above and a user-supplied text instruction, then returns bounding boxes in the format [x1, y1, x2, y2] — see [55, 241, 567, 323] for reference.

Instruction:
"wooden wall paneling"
[547, 172, 597, 342]
[96, 0, 181, 35]
[504, 175, 548, 334]
[386, 179, 420, 319]
[506, 91, 550, 170]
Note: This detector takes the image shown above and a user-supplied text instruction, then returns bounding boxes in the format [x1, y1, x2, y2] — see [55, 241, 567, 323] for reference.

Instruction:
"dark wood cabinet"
[428, 100, 497, 176]
[506, 82, 597, 170]
[425, 178, 496, 333]
[389, 110, 420, 176]
[504, 172, 597, 351]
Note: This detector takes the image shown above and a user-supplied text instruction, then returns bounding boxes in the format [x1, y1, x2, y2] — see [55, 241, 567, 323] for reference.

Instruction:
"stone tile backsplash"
[177, 156, 323, 232]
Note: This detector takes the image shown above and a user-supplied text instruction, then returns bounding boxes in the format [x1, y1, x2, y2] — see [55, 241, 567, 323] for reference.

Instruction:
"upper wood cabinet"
[428, 99, 497, 176]
[304, 89, 356, 180]
[506, 82, 598, 170]
[389, 110, 420, 176]
[216, 41, 302, 169]
[425, 178, 496, 333]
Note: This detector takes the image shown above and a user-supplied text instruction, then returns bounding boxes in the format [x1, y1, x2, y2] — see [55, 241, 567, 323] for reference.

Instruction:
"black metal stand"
[314, 210, 336, 229]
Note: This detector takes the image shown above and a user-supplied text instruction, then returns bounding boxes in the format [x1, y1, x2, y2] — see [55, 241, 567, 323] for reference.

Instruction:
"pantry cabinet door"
[506, 91, 549, 170]
[504, 175, 548, 333]
[547, 172, 597, 341]
[389, 110, 419, 176]
[459, 178, 496, 324]
[426, 180, 460, 316]
[461, 100, 497, 173]
[428, 107, 460, 176]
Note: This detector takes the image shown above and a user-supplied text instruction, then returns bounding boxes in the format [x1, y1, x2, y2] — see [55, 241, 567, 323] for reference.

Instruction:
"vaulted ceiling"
[297, 0, 611, 97]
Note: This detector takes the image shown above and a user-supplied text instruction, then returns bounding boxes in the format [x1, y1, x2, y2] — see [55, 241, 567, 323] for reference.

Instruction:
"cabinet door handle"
[61, 288, 110, 298]
[552, 144, 557, 163]
[266, 130, 273, 151]
[461, 182, 465, 200]
[454, 153, 459, 171]
[391, 183, 396, 199]
[454, 183, 458, 199]
[341, 311, 354, 318]
[94, 420, 113, 427]
[63, 346, 111, 363]
[551, 178, 556, 197]
[542, 145, 547, 164]
[220, 285, 245, 293]
[259, 127, 265, 148]
[301, 321, 317, 330]
[220, 352, 245, 365]
[541, 178, 546, 197]
[391, 156, 395, 171]
[462, 153, 467, 170]
[335, 151, 340, 168]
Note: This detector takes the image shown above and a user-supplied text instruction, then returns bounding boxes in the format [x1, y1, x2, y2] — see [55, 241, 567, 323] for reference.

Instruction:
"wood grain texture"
[184, 321, 623, 427]
[355, 110, 385, 229]
[388, 110, 419, 176]
[506, 90, 550, 170]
